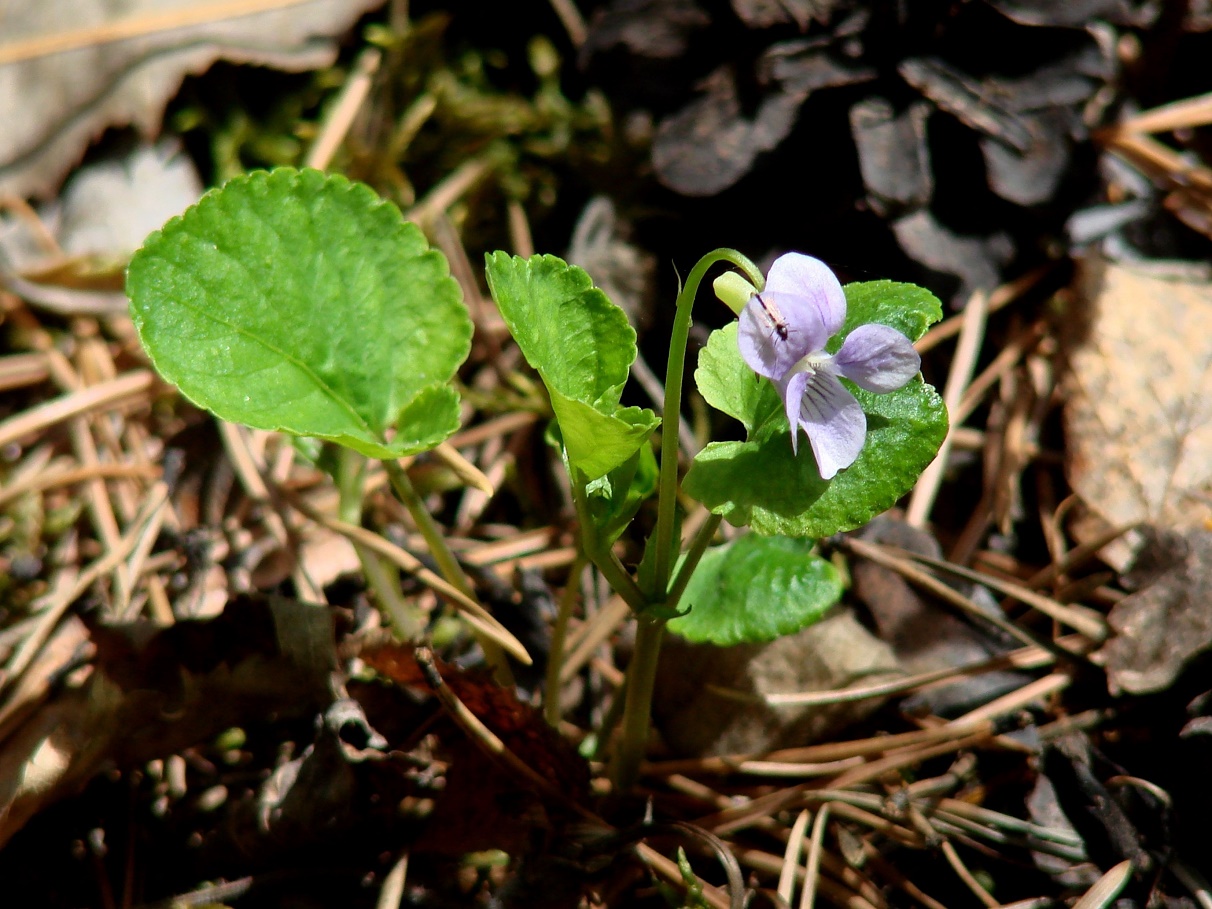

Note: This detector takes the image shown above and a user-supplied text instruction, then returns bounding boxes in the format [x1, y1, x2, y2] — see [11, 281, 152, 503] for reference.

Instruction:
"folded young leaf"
[485, 252, 659, 480]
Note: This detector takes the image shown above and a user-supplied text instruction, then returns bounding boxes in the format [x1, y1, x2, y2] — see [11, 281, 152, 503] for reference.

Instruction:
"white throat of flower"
[788, 350, 834, 380]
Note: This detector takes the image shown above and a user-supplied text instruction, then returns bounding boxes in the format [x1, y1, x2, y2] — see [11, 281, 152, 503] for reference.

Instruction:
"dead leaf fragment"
[651, 65, 804, 197]
[653, 610, 901, 756]
[0, 595, 342, 847]
[892, 209, 1014, 304]
[0, 0, 385, 198]
[1096, 528, 1212, 695]
[731, 0, 840, 29]
[1063, 256, 1212, 568]
[581, 0, 710, 61]
[850, 97, 933, 216]
[652, 41, 872, 196]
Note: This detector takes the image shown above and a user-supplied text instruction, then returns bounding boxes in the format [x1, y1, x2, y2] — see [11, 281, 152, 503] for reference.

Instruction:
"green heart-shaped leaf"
[685, 281, 947, 537]
[669, 534, 842, 645]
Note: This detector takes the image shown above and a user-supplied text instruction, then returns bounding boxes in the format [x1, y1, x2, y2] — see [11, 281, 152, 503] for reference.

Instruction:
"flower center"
[787, 350, 833, 379]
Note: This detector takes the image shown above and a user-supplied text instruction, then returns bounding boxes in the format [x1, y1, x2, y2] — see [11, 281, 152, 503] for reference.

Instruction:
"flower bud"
[713, 271, 757, 315]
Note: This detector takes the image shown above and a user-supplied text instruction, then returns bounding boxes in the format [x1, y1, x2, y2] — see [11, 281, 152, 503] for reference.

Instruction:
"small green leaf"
[668, 535, 842, 645]
[694, 322, 782, 434]
[128, 167, 471, 457]
[485, 252, 660, 480]
[685, 281, 948, 537]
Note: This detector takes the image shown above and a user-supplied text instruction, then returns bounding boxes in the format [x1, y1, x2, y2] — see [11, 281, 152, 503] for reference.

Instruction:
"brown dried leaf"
[0, 0, 384, 198]
[1063, 257, 1212, 569]
[1096, 529, 1212, 695]
[652, 65, 805, 197]
[361, 642, 591, 803]
[730, 0, 840, 29]
[0, 595, 341, 847]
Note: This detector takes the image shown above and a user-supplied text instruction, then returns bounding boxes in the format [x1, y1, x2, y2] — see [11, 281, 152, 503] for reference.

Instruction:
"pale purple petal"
[764, 253, 846, 338]
[739, 297, 799, 380]
[794, 370, 866, 480]
[832, 323, 921, 393]
[778, 370, 812, 456]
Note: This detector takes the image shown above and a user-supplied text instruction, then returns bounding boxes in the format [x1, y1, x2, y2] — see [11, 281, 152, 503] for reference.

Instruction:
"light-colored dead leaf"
[653, 610, 902, 757]
[1063, 256, 1212, 570]
[0, 0, 384, 199]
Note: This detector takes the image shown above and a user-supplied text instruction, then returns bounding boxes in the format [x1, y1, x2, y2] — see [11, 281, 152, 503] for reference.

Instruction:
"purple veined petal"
[793, 370, 867, 480]
[832, 323, 921, 393]
[764, 253, 847, 339]
[778, 370, 812, 456]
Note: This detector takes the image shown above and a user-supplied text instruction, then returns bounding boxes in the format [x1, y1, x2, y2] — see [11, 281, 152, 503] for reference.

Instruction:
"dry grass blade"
[0, 371, 153, 450]
[1170, 861, 1212, 909]
[731, 842, 882, 909]
[707, 639, 1059, 709]
[1117, 91, 1212, 134]
[304, 47, 381, 171]
[0, 0, 322, 65]
[1072, 861, 1133, 909]
[415, 646, 572, 805]
[375, 852, 409, 909]
[799, 804, 831, 909]
[1100, 130, 1212, 236]
[940, 838, 998, 907]
[779, 809, 813, 903]
[914, 266, 1047, 354]
[0, 461, 158, 509]
[0, 352, 51, 392]
[560, 595, 630, 683]
[893, 546, 1109, 642]
[217, 421, 322, 604]
[1, 482, 167, 695]
[432, 441, 495, 495]
[288, 493, 532, 664]
[907, 289, 988, 527]
[634, 844, 735, 909]
[697, 725, 996, 837]
[839, 536, 1051, 649]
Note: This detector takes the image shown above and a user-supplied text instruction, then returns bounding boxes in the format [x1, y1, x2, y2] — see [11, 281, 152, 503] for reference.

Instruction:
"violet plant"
[126, 168, 948, 790]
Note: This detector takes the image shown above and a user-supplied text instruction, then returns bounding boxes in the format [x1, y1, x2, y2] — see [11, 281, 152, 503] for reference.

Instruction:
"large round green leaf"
[128, 168, 471, 457]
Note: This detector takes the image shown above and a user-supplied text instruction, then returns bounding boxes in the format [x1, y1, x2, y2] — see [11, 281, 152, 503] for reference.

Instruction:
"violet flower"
[738, 253, 921, 480]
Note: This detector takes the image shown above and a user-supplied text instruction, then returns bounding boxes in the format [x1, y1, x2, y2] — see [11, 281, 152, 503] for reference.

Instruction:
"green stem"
[591, 672, 628, 763]
[610, 250, 761, 791]
[544, 552, 587, 726]
[666, 513, 723, 612]
[382, 458, 513, 685]
[336, 448, 425, 639]
[613, 615, 665, 790]
[650, 249, 763, 601]
[568, 470, 647, 613]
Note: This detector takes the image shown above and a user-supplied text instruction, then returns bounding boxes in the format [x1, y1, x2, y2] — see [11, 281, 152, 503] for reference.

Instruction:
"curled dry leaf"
[0, 0, 384, 198]
[1062, 256, 1212, 570]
